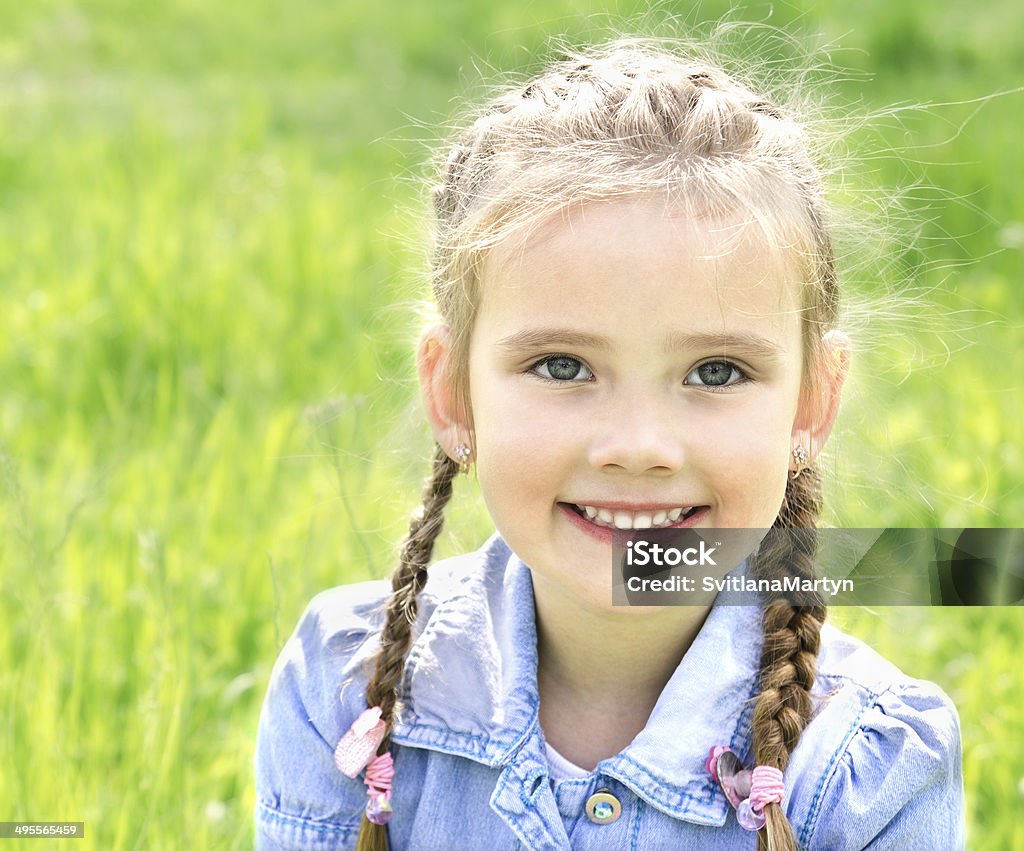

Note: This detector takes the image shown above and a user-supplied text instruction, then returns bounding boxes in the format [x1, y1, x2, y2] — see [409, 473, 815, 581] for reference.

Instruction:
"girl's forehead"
[478, 197, 805, 328]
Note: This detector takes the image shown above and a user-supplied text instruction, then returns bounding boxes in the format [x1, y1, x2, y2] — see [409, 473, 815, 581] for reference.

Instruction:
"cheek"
[472, 383, 539, 457]
[707, 411, 793, 521]
[477, 412, 571, 481]
[469, 375, 574, 511]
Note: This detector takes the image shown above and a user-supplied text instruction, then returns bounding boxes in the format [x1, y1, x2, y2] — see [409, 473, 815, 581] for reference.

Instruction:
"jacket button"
[585, 789, 622, 824]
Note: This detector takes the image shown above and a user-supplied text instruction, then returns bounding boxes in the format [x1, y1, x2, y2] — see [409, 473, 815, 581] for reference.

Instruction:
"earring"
[791, 443, 809, 480]
[453, 443, 473, 475]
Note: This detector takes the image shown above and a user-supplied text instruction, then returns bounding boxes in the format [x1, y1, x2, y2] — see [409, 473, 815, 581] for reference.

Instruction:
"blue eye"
[532, 355, 594, 382]
[686, 360, 746, 388]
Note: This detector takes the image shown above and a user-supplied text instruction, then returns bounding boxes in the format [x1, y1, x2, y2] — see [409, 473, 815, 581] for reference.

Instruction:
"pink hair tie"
[334, 706, 396, 825]
[705, 746, 785, 831]
[737, 765, 785, 831]
[364, 752, 395, 825]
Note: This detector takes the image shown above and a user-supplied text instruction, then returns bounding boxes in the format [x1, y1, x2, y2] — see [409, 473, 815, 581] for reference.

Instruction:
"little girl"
[255, 38, 964, 850]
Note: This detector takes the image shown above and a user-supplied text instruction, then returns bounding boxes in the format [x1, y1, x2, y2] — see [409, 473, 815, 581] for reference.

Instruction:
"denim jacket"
[255, 535, 965, 850]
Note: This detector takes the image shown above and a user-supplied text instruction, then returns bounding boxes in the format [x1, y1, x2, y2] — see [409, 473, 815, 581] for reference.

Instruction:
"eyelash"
[526, 355, 751, 390]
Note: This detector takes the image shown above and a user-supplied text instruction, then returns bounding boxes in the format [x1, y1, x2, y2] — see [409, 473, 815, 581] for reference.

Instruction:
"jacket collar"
[391, 534, 761, 825]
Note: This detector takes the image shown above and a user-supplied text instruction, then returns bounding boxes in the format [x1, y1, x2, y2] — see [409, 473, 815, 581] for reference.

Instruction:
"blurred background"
[1, 0, 1021, 848]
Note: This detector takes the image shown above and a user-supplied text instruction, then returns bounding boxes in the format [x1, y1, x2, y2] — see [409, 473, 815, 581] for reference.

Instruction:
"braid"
[355, 444, 460, 851]
[751, 468, 827, 851]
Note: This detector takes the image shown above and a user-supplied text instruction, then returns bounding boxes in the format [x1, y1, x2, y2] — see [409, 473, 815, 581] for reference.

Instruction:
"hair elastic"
[363, 752, 395, 824]
[334, 706, 396, 825]
[706, 745, 785, 831]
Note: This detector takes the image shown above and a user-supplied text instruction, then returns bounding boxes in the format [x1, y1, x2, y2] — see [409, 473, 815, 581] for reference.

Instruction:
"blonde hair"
[359, 37, 836, 851]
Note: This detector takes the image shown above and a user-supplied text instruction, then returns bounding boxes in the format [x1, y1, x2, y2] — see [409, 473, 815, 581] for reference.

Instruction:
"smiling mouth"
[564, 503, 705, 530]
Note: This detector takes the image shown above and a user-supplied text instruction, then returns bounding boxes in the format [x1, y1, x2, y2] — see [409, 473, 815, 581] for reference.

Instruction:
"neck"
[532, 571, 712, 768]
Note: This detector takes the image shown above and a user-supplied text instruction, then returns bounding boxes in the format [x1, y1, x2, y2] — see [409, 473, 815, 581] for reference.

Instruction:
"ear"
[417, 322, 472, 461]
[792, 329, 852, 463]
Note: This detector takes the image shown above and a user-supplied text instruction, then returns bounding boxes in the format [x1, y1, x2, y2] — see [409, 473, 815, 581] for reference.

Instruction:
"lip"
[568, 500, 699, 512]
[557, 501, 710, 544]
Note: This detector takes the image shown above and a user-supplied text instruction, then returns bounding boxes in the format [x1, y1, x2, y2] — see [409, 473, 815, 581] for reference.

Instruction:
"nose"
[586, 392, 686, 476]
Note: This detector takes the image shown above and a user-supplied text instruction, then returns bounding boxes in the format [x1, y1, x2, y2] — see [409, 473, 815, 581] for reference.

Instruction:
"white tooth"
[633, 512, 652, 529]
[583, 505, 597, 519]
[667, 507, 683, 522]
[652, 511, 667, 526]
[597, 508, 614, 524]
[613, 512, 633, 529]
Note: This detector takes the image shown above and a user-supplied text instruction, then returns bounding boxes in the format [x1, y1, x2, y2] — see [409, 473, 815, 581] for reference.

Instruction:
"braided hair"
[355, 446, 459, 851]
[752, 469, 827, 851]
[357, 38, 841, 851]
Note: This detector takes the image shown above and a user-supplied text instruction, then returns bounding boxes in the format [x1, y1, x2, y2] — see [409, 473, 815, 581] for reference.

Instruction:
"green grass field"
[1, 1, 1022, 848]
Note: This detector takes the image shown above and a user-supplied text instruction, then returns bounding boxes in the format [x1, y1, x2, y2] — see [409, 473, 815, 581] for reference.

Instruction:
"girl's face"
[422, 197, 844, 612]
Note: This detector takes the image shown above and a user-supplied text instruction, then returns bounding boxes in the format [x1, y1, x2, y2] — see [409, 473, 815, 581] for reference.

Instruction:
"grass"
[1, 1, 1022, 848]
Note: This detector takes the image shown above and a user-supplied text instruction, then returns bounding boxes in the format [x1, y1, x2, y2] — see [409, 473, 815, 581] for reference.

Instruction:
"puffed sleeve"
[254, 584, 388, 850]
[800, 680, 965, 850]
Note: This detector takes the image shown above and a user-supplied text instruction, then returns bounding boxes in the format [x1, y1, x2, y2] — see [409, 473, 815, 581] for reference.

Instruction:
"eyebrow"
[496, 329, 613, 353]
[496, 328, 787, 362]
[664, 331, 787, 362]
